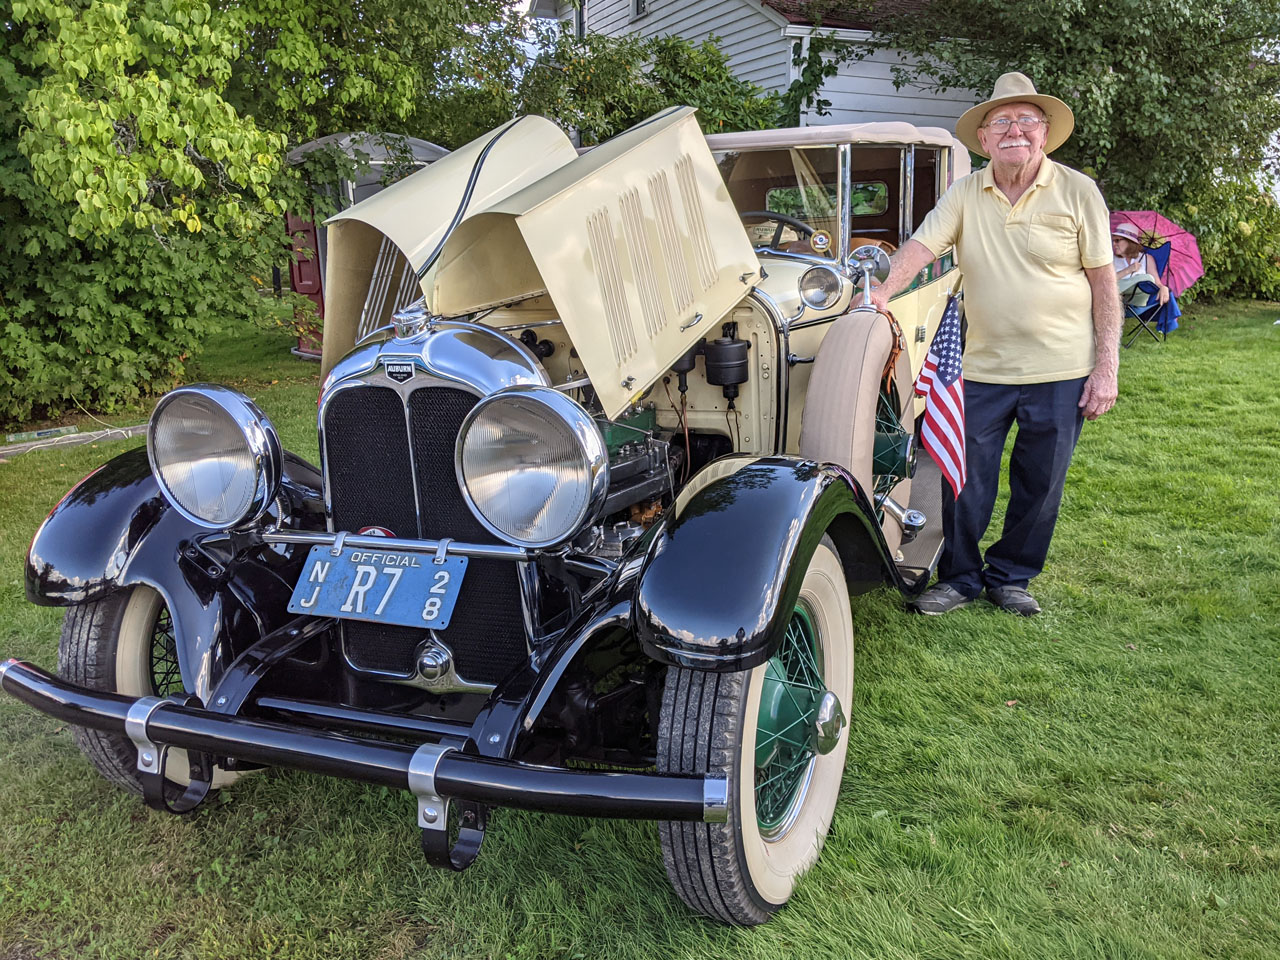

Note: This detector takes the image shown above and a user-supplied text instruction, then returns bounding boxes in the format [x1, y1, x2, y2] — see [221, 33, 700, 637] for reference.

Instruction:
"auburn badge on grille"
[383, 360, 415, 383]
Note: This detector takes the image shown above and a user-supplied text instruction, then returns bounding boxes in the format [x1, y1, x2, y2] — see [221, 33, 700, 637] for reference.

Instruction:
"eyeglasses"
[983, 116, 1047, 133]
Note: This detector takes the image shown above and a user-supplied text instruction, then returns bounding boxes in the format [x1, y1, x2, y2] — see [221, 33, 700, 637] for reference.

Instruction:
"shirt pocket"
[1027, 213, 1077, 264]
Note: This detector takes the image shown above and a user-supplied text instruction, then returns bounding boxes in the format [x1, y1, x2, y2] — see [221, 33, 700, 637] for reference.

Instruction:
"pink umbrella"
[1109, 210, 1204, 297]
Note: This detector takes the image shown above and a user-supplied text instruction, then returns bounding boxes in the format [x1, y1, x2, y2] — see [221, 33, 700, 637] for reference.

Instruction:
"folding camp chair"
[1120, 240, 1179, 347]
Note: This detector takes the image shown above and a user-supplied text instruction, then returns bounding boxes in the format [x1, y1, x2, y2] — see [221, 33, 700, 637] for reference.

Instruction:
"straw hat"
[1111, 222, 1143, 244]
[954, 72, 1075, 159]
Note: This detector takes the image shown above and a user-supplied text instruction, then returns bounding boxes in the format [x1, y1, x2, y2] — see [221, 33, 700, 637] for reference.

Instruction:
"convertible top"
[706, 121, 970, 176]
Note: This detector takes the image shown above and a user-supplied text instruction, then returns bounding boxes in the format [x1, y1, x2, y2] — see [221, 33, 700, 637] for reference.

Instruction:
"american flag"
[914, 295, 966, 498]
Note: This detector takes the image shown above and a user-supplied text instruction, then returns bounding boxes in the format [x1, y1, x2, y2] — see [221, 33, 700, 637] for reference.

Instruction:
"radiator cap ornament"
[392, 298, 432, 338]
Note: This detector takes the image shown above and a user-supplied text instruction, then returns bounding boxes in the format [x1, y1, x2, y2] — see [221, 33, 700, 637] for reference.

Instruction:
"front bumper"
[0, 659, 728, 823]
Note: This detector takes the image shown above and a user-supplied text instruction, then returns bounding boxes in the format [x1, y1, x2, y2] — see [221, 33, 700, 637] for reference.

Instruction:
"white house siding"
[548, 2, 980, 132]
[803, 45, 978, 131]
[553, 0, 793, 93]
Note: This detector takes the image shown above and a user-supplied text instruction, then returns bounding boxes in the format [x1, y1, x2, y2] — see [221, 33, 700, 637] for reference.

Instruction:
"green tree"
[515, 25, 780, 145]
[0, 0, 520, 423]
[222, 0, 519, 148]
[867, 0, 1280, 203]
[1, 0, 784, 424]
[217, 0, 529, 241]
[1, 0, 295, 423]
[862, 0, 1280, 296]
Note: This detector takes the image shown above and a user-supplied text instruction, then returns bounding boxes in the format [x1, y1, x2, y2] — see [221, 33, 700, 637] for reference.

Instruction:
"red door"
[287, 210, 324, 357]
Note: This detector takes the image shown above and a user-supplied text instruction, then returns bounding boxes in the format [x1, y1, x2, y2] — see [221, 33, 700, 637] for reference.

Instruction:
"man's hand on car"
[864, 239, 935, 315]
[864, 279, 889, 313]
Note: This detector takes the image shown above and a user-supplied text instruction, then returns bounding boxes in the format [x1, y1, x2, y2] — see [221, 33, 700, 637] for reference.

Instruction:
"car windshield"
[713, 146, 840, 258]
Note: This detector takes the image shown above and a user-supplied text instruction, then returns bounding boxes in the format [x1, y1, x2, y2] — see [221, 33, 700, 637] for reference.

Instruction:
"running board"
[895, 455, 945, 591]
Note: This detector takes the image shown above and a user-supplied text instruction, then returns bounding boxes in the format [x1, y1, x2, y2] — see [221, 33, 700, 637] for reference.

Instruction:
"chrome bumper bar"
[0, 659, 727, 823]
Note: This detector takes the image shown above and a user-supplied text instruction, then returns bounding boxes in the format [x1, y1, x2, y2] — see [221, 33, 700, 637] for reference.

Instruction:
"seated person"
[1112, 222, 1169, 305]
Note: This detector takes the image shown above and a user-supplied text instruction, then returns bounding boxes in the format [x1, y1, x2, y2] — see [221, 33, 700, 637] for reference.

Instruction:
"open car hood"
[323, 107, 759, 417]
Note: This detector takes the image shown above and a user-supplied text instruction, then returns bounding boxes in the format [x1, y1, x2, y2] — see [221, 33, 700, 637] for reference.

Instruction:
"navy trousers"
[938, 377, 1086, 598]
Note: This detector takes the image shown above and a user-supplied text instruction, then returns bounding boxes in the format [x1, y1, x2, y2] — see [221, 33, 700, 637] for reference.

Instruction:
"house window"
[575, 1, 587, 38]
[631, 0, 649, 19]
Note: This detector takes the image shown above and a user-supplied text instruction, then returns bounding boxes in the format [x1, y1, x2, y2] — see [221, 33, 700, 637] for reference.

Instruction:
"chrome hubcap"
[814, 690, 845, 755]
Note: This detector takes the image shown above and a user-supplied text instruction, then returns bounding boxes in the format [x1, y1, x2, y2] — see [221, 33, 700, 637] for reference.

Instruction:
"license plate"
[287, 544, 468, 630]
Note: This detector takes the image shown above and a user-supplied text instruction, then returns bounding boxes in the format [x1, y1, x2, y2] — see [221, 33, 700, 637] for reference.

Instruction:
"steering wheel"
[739, 211, 815, 250]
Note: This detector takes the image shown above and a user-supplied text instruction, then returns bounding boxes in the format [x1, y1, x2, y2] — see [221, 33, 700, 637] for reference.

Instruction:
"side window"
[631, 0, 648, 19]
[911, 149, 941, 232]
[850, 181, 889, 216]
[847, 147, 900, 246]
[766, 183, 838, 219]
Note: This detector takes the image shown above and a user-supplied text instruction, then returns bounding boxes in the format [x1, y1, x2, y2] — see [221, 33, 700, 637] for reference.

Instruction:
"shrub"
[0, 0, 295, 426]
[0, 214, 293, 423]
[1164, 178, 1280, 302]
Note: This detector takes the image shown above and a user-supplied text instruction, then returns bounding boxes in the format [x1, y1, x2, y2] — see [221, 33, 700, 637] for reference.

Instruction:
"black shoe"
[986, 585, 1041, 616]
[909, 583, 973, 615]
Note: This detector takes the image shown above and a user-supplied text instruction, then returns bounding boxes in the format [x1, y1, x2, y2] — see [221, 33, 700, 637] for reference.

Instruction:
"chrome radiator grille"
[322, 384, 527, 686]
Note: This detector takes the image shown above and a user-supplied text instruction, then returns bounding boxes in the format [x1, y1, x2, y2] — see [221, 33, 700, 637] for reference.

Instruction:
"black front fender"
[633, 455, 895, 672]
[25, 445, 325, 699]
[26, 447, 167, 608]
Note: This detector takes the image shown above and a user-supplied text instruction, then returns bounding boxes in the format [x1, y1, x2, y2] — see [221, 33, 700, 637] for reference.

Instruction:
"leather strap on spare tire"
[879, 310, 906, 408]
[798, 309, 914, 556]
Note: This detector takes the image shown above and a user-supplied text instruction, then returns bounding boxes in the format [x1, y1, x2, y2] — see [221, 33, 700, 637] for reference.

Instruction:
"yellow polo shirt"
[911, 157, 1112, 384]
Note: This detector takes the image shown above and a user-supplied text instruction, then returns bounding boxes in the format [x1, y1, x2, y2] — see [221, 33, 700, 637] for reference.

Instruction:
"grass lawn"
[1, 305, 1278, 959]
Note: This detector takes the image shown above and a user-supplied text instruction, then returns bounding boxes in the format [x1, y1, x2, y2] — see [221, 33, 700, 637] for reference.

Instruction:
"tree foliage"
[14, 0, 286, 236]
[1165, 177, 1280, 300]
[1, 0, 295, 423]
[222, 0, 517, 148]
[777, 15, 873, 128]
[431, 22, 781, 148]
[869, 0, 1280, 203]
[1, 0, 784, 424]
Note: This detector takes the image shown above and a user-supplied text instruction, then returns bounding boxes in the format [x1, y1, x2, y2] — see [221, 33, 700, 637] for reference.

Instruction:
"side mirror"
[847, 244, 891, 313]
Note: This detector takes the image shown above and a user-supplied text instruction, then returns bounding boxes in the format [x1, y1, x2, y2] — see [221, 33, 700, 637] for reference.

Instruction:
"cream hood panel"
[320, 116, 579, 375]
[432, 107, 760, 418]
[325, 115, 578, 276]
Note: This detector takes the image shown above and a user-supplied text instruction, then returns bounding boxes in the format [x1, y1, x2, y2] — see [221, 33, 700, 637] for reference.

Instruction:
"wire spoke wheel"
[754, 607, 824, 837]
[658, 537, 854, 925]
[149, 606, 184, 697]
[58, 585, 229, 796]
[872, 387, 914, 505]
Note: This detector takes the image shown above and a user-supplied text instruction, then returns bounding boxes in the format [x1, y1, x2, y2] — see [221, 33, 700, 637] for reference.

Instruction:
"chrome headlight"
[456, 386, 608, 548]
[799, 265, 843, 310]
[147, 385, 282, 529]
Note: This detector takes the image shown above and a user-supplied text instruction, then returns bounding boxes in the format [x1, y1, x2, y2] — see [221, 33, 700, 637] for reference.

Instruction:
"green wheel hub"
[755, 605, 825, 835]
[872, 388, 915, 503]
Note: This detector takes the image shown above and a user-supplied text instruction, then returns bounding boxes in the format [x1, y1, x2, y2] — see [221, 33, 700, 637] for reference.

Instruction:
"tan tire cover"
[798, 311, 914, 556]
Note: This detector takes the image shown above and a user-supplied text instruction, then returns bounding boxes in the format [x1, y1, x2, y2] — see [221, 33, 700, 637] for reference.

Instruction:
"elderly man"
[869, 72, 1120, 616]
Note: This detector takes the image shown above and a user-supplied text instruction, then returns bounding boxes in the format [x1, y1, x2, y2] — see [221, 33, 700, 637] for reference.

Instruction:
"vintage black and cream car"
[4, 107, 967, 925]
